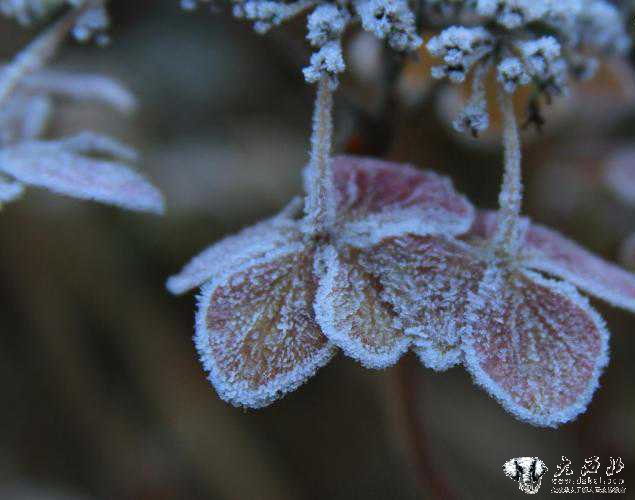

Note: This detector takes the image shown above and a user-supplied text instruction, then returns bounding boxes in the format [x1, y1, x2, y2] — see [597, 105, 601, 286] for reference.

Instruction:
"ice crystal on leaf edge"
[168, 155, 475, 404]
[168, 158, 635, 428]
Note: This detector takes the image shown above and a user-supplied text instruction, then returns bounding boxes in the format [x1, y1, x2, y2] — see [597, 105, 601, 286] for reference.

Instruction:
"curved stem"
[303, 76, 336, 237]
[395, 356, 456, 500]
[492, 90, 524, 255]
[0, 0, 94, 109]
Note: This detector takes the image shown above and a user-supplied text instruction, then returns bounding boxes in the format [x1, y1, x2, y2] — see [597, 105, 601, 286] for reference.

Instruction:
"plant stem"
[395, 355, 456, 500]
[493, 90, 524, 255]
[0, 1, 94, 109]
[303, 76, 336, 237]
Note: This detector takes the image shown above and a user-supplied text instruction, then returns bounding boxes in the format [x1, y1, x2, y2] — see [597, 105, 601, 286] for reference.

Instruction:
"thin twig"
[394, 355, 456, 500]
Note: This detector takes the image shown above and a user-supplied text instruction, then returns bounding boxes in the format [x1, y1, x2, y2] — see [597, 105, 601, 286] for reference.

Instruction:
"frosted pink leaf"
[0, 174, 24, 203]
[167, 198, 303, 295]
[195, 246, 335, 408]
[359, 235, 486, 371]
[0, 92, 51, 145]
[0, 139, 165, 214]
[330, 155, 474, 246]
[470, 211, 635, 313]
[462, 268, 609, 427]
[604, 147, 635, 206]
[314, 244, 407, 368]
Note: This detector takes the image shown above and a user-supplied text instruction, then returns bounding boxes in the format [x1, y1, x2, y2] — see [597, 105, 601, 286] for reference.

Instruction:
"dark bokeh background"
[0, 2, 634, 499]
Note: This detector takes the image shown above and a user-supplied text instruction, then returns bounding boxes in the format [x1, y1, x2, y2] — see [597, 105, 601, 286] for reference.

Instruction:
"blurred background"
[0, 1, 634, 498]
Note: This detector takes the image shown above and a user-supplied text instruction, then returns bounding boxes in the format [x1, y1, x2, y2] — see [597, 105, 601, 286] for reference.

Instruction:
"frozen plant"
[167, 77, 474, 407]
[172, 0, 635, 428]
[0, 0, 165, 213]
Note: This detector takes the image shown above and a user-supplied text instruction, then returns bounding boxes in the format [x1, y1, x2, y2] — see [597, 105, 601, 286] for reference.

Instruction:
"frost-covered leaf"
[20, 69, 136, 113]
[314, 244, 407, 368]
[470, 211, 635, 313]
[195, 246, 335, 408]
[0, 92, 51, 145]
[167, 198, 303, 295]
[57, 132, 138, 162]
[604, 147, 635, 206]
[331, 155, 474, 246]
[0, 174, 24, 203]
[359, 235, 485, 371]
[0, 138, 164, 214]
[462, 268, 609, 427]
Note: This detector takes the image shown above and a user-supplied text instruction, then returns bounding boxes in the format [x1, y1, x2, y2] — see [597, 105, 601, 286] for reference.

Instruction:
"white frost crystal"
[354, 0, 422, 52]
[183, 0, 630, 95]
[427, 26, 493, 83]
[497, 57, 530, 94]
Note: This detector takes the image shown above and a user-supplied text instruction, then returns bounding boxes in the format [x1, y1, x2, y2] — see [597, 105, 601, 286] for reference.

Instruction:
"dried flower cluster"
[184, 1, 630, 133]
[0, 0, 164, 213]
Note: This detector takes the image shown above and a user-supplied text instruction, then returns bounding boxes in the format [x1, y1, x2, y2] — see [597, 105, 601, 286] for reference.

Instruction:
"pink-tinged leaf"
[314, 244, 408, 368]
[329, 155, 474, 246]
[167, 199, 303, 295]
[0, 175, 24, 203]
[359, 235, 485, 371]
[0, 139, 165, 215]
[470, 211, 635, 313]
[462, 267, 609, 427]
[0, 93, 51, 146]
[604, 147, 635, 206]
[195, 246, 335, 408]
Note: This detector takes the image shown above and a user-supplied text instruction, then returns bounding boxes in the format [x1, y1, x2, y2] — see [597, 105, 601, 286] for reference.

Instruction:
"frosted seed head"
[71, 2, 110, 43]
[461, 267, 609, 427]
[307, 3, 349, 47]
[518, 36, 568, 96]
[453, 99, 489, 137]
[497, 57, 530, 94]
[303, 41, 345, 87]
[476, 0, 548, 29]
[427, 26, 493, 83]
[195, 246, 335, 408]
[354, 0, 422, 52]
